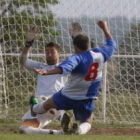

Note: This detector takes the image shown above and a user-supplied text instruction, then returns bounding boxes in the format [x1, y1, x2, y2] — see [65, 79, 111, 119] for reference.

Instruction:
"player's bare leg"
[19, 119, 40, 134]
[19, 96, 65, 134]
[29, 95, 55, 116]
[19, 126, 63, 134]
[19, 116, 63, 134]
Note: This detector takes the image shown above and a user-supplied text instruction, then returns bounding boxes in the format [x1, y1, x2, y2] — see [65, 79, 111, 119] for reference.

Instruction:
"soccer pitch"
[0, 134, 140, 140]
[0, 121, 140, 140]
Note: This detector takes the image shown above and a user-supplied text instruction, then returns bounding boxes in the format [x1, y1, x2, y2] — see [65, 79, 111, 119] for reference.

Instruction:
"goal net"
[0, 44, 7, 118]
[0, 0, 140, 126]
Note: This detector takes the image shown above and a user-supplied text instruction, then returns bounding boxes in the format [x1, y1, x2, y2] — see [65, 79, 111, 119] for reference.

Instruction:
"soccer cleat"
[67, 122, 79, 135]
[29, 95, 38, 117]
[19, 127, 25, 134]
[19, 126, 29, 134]
[61, 113, 72, 133]
[49, 130, 54, 135]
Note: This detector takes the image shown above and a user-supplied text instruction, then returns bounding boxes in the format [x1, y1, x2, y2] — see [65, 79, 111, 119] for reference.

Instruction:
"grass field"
[1, 121, 140, 140]
[0, 133, 140, 140]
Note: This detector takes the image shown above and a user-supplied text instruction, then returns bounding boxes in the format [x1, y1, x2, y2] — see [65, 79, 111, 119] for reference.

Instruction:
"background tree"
[0, 0, 60, 53]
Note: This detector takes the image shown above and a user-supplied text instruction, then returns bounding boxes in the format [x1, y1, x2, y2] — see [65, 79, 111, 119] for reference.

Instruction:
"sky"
[50, 0, 140, 19]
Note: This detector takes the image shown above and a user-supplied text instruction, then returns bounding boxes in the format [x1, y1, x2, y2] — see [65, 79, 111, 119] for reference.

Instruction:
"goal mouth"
[0, 0, 140, 129]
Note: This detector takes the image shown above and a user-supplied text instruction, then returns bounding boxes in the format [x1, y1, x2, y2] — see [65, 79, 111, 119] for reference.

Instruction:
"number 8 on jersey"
[85, 63, 99, 81]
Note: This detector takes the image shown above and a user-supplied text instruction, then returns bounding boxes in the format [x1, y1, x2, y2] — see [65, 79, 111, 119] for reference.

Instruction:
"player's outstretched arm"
[34, 67, 62, 75]
[20, 25, 41, 65]
[94, 21, 116, 62]
[97, 21, 112, 39]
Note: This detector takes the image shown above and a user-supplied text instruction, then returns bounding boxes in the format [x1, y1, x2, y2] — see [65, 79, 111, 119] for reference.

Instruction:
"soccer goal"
[0, 0, 140, 125]
[0, 44, 7, 118]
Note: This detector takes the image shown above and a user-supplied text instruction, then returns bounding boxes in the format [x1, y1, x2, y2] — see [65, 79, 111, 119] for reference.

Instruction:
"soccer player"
[30, 20, 117, 134]
[19, 25, 69, 134]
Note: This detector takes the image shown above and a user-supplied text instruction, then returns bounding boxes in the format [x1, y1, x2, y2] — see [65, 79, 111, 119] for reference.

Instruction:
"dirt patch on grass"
[89, 127, 140, 135]
[1, 126, 140, 135]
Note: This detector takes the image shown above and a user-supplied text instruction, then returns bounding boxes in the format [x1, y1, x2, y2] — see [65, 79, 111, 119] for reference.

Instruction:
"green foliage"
[0, 0, 60, 47]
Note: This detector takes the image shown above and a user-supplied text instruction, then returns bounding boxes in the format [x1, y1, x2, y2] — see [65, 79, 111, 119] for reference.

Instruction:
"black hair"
[73, 34, 89, 51]
[45, 42, 61, 52]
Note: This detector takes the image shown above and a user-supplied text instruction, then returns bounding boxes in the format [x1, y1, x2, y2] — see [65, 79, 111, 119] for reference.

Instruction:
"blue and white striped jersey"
[58, 39, 117, 100]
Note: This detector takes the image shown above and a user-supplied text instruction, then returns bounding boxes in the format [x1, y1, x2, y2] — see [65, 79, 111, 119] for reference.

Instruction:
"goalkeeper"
[19, 25, 69, 134]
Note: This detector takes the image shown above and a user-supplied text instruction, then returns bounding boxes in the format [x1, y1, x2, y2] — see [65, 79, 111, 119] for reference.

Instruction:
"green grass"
[0, 134, 140, 140]
[0, 112, 140, 140]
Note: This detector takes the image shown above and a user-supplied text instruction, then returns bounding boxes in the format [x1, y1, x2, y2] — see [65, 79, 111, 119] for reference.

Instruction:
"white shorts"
[22, 108, 58, 128]
[21, 95, 64, 128]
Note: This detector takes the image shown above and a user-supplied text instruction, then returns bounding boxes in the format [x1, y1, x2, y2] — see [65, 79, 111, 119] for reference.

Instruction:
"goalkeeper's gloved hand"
[69, 22, 82, 39]
[25, 25, 41, 47]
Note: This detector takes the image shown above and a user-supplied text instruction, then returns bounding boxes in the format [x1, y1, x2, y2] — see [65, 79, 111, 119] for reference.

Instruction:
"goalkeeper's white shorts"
[21, 95, 63, 128]
[22, 108, 57, 128]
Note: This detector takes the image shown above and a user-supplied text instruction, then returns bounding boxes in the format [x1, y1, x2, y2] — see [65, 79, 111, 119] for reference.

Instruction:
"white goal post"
[0, 45, 7, 118]
[0, 0, 140, 126]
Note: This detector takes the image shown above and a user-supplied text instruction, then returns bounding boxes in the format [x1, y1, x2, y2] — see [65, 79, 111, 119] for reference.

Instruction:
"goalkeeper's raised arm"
[68, 22, 82, 39]
[20, 25, 41, 66]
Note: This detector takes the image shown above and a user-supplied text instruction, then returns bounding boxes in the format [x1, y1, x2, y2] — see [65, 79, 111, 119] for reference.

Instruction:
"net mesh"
[0, 0, 140, 125]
